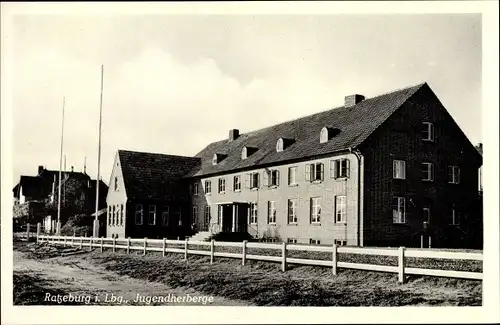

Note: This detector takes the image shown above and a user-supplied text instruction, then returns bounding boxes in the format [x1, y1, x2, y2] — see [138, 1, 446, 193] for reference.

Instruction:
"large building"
[106, 83, 482, 248]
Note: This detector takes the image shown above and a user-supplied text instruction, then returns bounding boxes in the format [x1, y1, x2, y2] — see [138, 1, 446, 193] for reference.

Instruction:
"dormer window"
[320, 127, 340, 144]
[241, 146, 257, 160]
[276, 137, 294, 152]
[276, 138, 284, 152]
[212, 153, 226, 165]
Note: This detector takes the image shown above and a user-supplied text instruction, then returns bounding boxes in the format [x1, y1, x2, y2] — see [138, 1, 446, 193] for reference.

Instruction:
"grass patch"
[13, 271, 73, 305]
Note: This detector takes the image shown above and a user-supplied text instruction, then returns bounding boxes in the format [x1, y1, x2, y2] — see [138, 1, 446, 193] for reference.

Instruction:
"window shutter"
[245, 174, 250, 188]
[263, 170, 269, 187]
[305, 164, 311, 181]
[330, 160, 335, 178]
[256, 173, 260, 188]
[393, 160, 397, 178]
[276, 170, 280, 186]
[457, 167, 460, 184]
[430, 164, 435, 181]
[346, 159, 350, 178]
[320, 163, 324, 181]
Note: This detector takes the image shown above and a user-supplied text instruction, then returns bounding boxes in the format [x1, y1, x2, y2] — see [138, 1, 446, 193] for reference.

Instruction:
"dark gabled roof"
[190, 83, 425, 177]
[118, 150, 201, 200]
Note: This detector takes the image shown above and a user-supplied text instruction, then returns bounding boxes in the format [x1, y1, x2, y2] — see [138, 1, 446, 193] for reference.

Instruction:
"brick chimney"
[229, 129, 240, 141]
[38, 165, 44, 175]
[344, 94, 365, 107]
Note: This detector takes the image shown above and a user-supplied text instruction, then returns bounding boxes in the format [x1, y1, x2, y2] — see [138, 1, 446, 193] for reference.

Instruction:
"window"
[233, 175, 241, 191]
[193, 183, 198, 195]
[204, 206, 211, 226]
[320, 127, 329, 144]
[287, 238, 298, 244]
[135, 204, 143, 225]
[267, 201, 276, 224]
[111, 206, 115, 226]
[448, 166, 460, 184]
[250, 203, 258, 224]
[330, 159, 350, 179]
[268, 170, 280, 187]
[120, 204, 124, 226]
[288, 199, 298, 224]
[310, 239, 321, 245]
[148, 205, 156, 225]
[288, 167, 297, 185]
[393, 160, 406, 179]
[310, 197, 321, 223]
[423, 207, 431, 223]
[205, 180, 211, 194]
[107, 206, 111, 225]
[250, 172, 260, 189]
[114, 177, 118, 191]
[421, 162, 434, 181]
[306, 163, 324, 182]
[174, 207, 182, 226]
[422, 122, 434, 141]
[162, 206, 169, 226]
[276, 138, 284, 152]
[218, 178, 226, 193]
[192, 206, 198, 220]
[334, 240, 346, 246]
[392, 197, 406, 224]
[335, 196, 347, 223]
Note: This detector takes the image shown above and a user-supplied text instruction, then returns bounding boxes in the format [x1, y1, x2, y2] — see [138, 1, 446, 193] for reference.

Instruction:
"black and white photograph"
[1, 1, 499, 324]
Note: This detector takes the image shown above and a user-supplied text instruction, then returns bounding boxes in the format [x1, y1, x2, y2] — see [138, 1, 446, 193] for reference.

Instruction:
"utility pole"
[57, 97, 65, 235]
[93, 65, 104, 237]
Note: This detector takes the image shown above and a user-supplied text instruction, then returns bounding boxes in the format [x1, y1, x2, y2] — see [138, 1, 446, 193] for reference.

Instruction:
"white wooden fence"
[36, 234, 483, 283]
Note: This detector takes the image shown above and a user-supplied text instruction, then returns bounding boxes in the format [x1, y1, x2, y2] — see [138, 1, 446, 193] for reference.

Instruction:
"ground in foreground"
[13, 242, 482, 306]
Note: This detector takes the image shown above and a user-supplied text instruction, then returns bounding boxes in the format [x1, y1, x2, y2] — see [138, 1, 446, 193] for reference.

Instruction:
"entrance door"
[222, 204, 233, 232]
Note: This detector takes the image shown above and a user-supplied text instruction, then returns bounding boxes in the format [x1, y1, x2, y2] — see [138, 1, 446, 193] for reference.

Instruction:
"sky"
[9, 13, 482, 184]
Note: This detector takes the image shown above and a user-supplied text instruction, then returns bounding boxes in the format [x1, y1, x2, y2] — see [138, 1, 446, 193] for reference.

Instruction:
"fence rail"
[36, 234, 483, 283]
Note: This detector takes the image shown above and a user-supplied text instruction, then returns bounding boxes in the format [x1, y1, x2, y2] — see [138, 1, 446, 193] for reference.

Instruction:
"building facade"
[107, 83, 483, 248]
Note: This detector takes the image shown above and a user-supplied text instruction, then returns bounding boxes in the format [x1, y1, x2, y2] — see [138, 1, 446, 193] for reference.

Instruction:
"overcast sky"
[10, 14, 481, 184]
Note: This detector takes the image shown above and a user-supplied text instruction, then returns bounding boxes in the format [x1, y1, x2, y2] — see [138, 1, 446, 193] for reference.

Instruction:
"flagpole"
[94, 65, 104, 237]
[57, 96, 65, 235]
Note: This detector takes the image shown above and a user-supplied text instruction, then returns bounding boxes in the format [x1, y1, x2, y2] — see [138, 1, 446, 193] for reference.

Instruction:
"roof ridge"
[118, 149, 199, 160]
[213, 82, 427, 141]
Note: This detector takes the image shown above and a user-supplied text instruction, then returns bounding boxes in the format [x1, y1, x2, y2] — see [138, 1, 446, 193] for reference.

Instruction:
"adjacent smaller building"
[105, 150, 200, 239]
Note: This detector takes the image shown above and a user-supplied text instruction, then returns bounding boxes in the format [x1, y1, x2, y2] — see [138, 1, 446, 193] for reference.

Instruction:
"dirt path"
[13, 249, 251, 306]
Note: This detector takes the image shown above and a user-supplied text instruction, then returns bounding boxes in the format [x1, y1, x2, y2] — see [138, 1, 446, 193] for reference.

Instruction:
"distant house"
[106, 83, 483, 248]
[13, 165, 108, 233]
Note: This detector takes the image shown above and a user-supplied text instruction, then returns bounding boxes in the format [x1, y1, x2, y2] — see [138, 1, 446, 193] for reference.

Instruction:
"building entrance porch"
[217, 202, 248, 233]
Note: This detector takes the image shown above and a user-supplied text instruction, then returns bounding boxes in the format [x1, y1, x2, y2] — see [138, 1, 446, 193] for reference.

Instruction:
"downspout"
[349, 147, 363, 246]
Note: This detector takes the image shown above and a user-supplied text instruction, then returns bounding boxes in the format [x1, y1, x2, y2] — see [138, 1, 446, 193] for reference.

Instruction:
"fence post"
[242, 240, 247, 266]
[80, 236, 83, 249]
[113, 237, 116, 253]
[429, 236, 432, 249]
[143, 237, 147, 255]
[281, 242, 287, 272]
[64, 236, 67, 247]
[162, 238, 166, 257]
[100, 237, 104, 252]
[398, 246, 406, 283]
[127, 237, 131, 254]
[420, 235, 424, 248]
[89, 237, 93, 250]
[36, 223, 41, 242]
[26, 224, 30, 240]
[184, 238, 188, 260]
[210, 240, 215, 264]
[332, 244, 338, 276]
